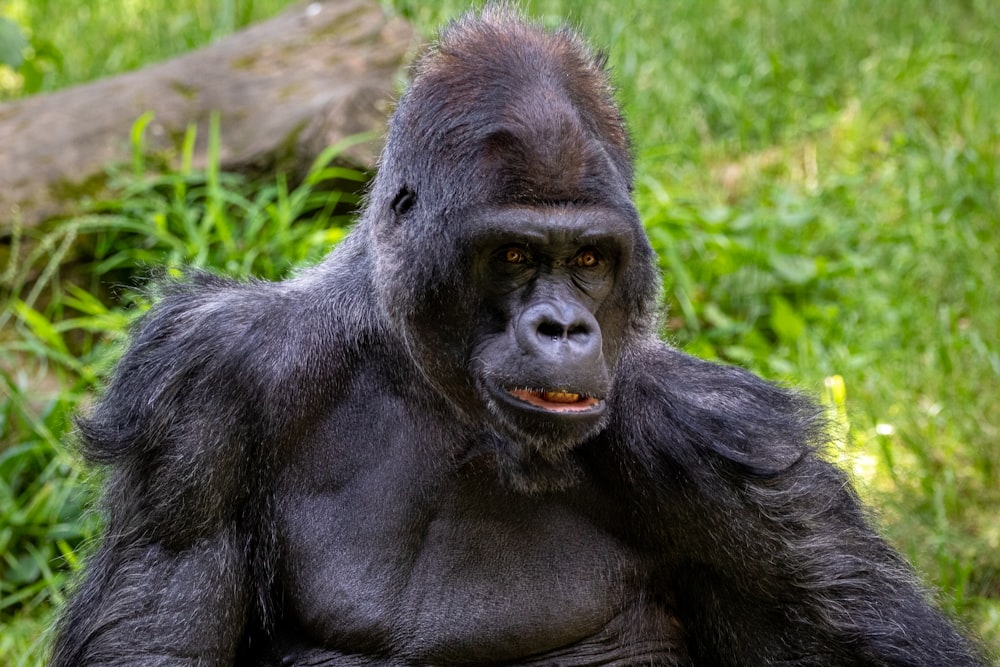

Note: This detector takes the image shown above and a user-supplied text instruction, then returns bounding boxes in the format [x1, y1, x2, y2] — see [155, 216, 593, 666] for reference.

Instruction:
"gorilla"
[52, 7, 985, 666]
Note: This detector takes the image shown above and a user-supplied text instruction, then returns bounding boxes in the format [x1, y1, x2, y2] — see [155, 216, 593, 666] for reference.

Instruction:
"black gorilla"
[53, 7, 984, 666]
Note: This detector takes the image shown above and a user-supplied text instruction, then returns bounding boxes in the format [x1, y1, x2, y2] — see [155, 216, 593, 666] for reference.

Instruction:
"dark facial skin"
[470, 205, 633, 453]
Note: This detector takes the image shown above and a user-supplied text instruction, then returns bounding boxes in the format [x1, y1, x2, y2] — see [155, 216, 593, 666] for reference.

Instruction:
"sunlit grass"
[0, 0, 297, 97]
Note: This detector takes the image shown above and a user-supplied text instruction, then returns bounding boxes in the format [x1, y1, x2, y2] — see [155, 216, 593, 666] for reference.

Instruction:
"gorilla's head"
[364, 7, 659, 488]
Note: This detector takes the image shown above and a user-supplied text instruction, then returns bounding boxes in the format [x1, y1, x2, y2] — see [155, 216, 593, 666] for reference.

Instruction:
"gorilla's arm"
[616, 343, 984, 666]
[50, 273, 325, 666]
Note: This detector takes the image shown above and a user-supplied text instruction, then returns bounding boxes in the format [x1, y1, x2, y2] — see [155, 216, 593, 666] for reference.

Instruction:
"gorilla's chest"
[272, 390, 662, 662]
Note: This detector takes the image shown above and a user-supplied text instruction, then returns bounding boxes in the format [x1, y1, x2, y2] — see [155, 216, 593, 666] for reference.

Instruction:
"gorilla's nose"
[517, 302, 603, 365]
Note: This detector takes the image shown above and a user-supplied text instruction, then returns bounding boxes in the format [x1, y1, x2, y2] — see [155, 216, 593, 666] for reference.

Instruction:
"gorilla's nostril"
[537, 320, 565, 340]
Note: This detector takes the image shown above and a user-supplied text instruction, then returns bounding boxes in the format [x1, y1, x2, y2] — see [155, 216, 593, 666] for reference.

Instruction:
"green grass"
[2, 0, 999, 663]
[0, 0, 296, 97]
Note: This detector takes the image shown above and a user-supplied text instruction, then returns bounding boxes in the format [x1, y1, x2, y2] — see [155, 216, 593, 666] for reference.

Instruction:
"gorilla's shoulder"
[610, 341, 827, 476]
[127, 269, 367, 381]
[76, 264, 380, 465]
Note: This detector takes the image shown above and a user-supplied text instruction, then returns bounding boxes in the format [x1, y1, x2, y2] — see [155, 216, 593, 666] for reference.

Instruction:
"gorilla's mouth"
[506, 388, 603, 413]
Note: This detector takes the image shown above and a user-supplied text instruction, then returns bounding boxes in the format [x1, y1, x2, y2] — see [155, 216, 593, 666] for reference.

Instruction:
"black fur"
[52, 7, 985, 666]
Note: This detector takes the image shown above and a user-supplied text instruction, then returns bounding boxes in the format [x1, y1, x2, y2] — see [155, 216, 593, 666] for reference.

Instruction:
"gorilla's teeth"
[507, 387, 600, 411]
[541, 390, 582, 403]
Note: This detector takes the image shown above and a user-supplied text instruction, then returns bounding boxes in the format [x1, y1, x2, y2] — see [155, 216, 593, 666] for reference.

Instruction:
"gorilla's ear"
[391, 186, 417, 218]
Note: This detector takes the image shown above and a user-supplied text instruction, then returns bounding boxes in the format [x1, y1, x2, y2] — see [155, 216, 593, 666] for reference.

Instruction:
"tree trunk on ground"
[0, 0, 415, 232]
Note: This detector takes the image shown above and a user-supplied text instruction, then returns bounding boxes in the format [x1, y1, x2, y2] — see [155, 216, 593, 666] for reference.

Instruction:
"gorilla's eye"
[500, 247, 528, 264]
[574, 249, 603, 268]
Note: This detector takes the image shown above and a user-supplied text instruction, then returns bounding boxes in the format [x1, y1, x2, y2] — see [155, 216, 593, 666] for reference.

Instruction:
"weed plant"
[2, 0, 998, 662]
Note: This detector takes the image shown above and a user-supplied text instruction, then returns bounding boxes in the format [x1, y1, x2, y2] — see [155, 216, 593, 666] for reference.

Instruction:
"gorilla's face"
[375, 198, 641, 486]
[467, 204, 632, 455]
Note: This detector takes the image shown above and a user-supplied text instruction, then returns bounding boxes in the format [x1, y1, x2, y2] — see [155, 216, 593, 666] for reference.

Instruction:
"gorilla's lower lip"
[506, 388, 603, 413]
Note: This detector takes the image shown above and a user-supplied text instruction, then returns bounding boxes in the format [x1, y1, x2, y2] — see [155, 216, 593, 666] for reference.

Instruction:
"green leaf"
[769, 254, 818, 285]
[769, 295, 806, 344]
[12, 300, 69, 356]
[130, 111, 155, 176]
[0, 17, 28, 69]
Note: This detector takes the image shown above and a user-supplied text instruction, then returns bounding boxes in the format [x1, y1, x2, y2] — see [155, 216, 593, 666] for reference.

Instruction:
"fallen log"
[0, 0, 415, 231]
